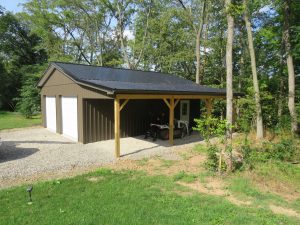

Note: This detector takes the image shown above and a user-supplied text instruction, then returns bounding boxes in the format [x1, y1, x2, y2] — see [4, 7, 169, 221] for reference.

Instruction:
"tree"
[16, 65, 47, 118]
[177, 0, 208, 84]
[243, 0, 264, 139]
[22, 0, 122, 66]
[225, 0, 234, 140]
[283, 0, 298, 134]
[0, 8, 47, 110]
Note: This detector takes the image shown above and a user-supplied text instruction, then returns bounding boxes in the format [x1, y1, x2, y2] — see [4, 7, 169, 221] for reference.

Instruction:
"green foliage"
[15, 65, 46, 118]
[193, 116, 228, 144]
[240, 138, 299, 170]
[0, 9, 47, 111]
[205, 145, 221, 171]
[226, 3, 245, 17]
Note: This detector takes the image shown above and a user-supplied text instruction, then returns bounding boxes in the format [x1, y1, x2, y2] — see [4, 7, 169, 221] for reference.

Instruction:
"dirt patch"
[269, 205, 300, 219]
[106, 153, 206, 177]
[87, 176, 105, 182]
[227, 196, 252, 206]
[177, 179, 252, 206]
[0, 164, 103, 189]
[246, 171, 300, 202]
[177, 179, 226, 197]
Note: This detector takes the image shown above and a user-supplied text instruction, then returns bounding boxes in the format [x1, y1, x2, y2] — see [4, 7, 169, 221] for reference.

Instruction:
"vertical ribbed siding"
[83, 99, 171, 143]
[82, 98, 200, 143]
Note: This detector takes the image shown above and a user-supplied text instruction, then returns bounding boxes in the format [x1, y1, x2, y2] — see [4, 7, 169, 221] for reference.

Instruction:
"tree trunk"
[225, 0, 234, 139]
[195, 0, 207, 84]
[195, 31, 201, 84]
[283, 0, 298, 133]
[243, 0, 264, 139]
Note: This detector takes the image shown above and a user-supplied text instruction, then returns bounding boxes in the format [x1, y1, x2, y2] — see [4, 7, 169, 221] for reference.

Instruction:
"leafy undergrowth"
[0, 111, 41, 130]
[191, 133, 300, 220]
[0, 169, 297, 225]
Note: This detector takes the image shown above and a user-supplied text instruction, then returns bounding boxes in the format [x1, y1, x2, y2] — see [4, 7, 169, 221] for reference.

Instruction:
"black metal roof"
[43, 62, 231, 96]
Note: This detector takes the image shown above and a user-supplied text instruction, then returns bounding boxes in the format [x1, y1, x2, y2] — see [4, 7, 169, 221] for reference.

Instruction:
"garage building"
[38, 62, 229, 157]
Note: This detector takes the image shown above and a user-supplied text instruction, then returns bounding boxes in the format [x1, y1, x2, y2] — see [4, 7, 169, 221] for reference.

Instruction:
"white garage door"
[46, 96, 56, 132]
[61, 97, 78, 141]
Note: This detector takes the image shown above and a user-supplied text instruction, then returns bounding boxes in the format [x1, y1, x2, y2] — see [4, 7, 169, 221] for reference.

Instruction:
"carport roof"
[39, 62, 238, 96]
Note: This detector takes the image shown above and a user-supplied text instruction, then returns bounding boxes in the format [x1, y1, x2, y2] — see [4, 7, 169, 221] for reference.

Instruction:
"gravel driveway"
[0, 127, 202, 188]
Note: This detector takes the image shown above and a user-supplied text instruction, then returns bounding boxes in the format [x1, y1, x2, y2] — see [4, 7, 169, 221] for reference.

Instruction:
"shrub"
[267, 139, 296, 161]
[240, 138, 299, 170]
[193, 116, 227, 145]
[205, 145, 222, 171]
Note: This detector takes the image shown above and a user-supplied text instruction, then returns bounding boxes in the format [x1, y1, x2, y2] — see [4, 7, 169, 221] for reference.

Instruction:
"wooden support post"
[114, 98, 120, 158]
[169, 97, 174, 145]
[205, 98, 213, 116]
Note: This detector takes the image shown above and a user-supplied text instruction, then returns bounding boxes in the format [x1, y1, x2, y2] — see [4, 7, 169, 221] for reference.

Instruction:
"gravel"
[0, 127, 203, 187]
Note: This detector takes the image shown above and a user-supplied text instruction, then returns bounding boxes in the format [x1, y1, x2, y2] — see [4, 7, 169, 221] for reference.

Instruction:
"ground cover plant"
[0, 168, 298, 225]
[0, 111, 41, 130]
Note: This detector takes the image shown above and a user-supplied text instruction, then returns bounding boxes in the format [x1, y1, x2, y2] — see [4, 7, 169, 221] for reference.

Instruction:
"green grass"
[0, 111, 41, 130]
[161, 159, 177, 168]
[227, 169, 300, 212]
[0, 169, 297, 225]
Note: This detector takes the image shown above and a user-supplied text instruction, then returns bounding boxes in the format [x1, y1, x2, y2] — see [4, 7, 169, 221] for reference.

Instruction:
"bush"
[240, 138, 299, 169]
[15, 64, 46, 118]
[205, 145, 222, 171]
[267, 139, 297, 161]
[193, 116, 227, 145]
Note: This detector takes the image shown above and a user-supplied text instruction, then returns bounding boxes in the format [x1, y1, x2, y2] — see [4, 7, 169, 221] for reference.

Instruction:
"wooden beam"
[116, 94, 226, 100]
[163, 98, 171, 108]
[174, 99, 180, 108]
[120, 99, 129, 111]
[114, 98, 120, 158]
[169, 97, 174, 145]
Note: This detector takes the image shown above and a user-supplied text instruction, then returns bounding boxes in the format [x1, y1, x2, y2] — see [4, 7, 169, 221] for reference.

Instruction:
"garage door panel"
[46, 97, 56, 132]
[62, 97, 78, 141]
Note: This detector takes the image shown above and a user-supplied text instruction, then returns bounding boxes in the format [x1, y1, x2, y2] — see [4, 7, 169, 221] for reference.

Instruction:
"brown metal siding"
[83, 99, 114, 143]
[83, 99, 170, 143]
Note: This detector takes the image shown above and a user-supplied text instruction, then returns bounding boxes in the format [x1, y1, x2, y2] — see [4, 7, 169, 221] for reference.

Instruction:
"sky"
[0, 0, 26, 13]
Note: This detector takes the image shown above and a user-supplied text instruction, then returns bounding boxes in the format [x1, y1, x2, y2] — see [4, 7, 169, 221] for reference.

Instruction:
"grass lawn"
[0, 111, 41, 130]
[1, 132, 299, 224]
[0, 169, 297, 225]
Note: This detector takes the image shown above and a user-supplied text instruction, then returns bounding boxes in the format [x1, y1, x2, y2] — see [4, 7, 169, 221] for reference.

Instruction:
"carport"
[38, 62, 231, 158]
[113, 95, 217, 158]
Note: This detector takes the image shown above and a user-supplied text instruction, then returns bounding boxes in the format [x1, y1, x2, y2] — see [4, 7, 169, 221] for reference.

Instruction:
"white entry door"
[46, 96, 56, 132]
[61, 97, 78, 141]
[180, 100, 190, 122]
